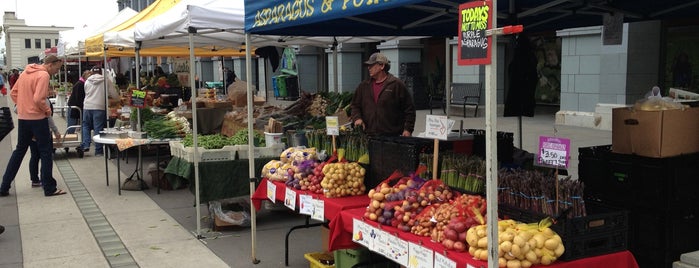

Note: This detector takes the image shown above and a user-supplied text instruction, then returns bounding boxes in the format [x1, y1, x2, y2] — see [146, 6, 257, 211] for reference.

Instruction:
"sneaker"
[95, 153, 104, 157]
[0, 191, 8, 197]
[32, 181, 42, 187]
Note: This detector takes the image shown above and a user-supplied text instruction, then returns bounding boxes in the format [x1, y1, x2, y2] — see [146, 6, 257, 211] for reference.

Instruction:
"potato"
[544, 238, 559, 251]
[477, 237, 488, 248]
[554, 244, 565, 257]
[506, 260, 521, 268]
[499, 240, 512, 253]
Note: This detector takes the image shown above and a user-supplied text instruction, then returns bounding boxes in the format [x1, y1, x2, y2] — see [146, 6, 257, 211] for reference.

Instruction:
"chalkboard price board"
[457, 1, 492, 66]
[130, 89, 146, 108]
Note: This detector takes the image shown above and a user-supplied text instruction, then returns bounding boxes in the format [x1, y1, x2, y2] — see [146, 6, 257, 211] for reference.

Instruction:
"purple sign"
[537, 136, 571, 169]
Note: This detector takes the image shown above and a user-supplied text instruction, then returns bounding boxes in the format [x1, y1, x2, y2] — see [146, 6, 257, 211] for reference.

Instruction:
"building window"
[35, 39, 42, 49]
[45, 39, 51, 49]
[55, 39, 59, 46]
[25, 39, 31, 48]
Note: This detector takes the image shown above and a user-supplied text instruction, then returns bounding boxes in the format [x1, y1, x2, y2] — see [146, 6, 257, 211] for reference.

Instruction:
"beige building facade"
[2, 11, 71, 69]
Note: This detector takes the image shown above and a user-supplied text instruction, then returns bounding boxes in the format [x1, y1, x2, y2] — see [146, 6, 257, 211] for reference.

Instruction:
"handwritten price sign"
[537, 136, 570, 169]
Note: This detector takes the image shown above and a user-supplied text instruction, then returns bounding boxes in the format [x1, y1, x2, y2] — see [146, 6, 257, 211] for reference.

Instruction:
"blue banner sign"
[245, 0, 424, 32]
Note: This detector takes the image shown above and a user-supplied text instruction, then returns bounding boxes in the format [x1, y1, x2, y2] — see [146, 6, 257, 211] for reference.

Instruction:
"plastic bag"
[634, 97, 685, 111]
[209, 198, 251, 227]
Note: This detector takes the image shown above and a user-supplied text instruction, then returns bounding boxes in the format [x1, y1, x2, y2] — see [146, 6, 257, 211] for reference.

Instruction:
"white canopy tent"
[57, 8, 138, 57]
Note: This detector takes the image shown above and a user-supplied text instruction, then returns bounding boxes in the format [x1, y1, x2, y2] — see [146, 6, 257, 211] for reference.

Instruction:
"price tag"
[352, 219, 374, 249]
[311, 198, 325, 221]
[326, 116, 339, 136]
[373, 228, 391, 258]
[434, 252, 456, 268]
[387, 235, 409, 266]
[266, 180, 276, 203]
[299, 194, 313, 215]
[425, 115, 454, 140]
[284, 187, 296, 210]
[130, 89, 146, 108]
[408, 241, 433, 268]
[537, 136, 571, 168]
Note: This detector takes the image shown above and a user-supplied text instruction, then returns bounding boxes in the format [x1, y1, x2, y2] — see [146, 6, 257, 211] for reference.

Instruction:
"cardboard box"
[612, 107, 699, 158]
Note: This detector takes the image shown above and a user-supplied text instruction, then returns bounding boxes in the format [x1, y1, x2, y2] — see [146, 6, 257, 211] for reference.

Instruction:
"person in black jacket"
[66, 70, 91, 133]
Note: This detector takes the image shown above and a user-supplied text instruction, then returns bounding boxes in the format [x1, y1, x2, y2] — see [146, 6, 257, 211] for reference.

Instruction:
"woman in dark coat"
[66, 70, 91, 133]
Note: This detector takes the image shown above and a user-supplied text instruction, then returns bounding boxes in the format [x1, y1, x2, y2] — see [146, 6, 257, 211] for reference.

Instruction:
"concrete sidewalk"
[0, 96, 230, 268]
[1, 95, 613, 268]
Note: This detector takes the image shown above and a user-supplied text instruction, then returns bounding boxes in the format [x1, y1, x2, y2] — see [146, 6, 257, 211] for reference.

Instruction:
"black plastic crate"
[499, 200, 628, 237]
[498, 200, 629, 260]
[630, 153, 699, 208]
[628, 204, 699, 254]
[367, 136, 431, 189]
[559, 229, 628, 261]
[579, 146, 699, 209]
[631, 245, 686, 268]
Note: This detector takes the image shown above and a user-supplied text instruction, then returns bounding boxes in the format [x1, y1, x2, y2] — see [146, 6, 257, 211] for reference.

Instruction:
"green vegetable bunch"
[181, 129, 266, 149]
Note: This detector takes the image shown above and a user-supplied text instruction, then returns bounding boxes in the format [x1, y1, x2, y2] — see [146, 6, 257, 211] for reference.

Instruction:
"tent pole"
[333, 45, 338, 93]
[222, 56, 227, 95]
[188, 29, 203, 239]
[245, 33, 261, 265]
[486, 1, 499, 268]
[445, 37, 452, 117]
[135, 50, 141, 132]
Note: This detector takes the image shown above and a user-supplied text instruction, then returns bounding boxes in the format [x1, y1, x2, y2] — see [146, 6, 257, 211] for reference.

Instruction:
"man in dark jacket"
[66, 70, 91, 133]
[351, 52, 416, 137]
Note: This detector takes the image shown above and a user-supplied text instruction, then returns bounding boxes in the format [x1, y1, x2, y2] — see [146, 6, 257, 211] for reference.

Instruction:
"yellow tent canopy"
[85, 0, 178, 57]
[85, 0, 248, 57]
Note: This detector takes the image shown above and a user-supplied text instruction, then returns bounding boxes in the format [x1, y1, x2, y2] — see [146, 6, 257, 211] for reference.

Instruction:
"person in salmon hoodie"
[0, 55, 67, 197]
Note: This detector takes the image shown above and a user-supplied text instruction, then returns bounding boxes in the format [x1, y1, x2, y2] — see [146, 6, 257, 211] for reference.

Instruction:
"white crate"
[235, 143, 286, 159]
[169, 140, 237, 162]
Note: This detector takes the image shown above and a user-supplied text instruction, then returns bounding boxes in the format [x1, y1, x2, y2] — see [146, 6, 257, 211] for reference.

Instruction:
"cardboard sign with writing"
[457, 0, 493, 65]
[425, 115, 454, 140]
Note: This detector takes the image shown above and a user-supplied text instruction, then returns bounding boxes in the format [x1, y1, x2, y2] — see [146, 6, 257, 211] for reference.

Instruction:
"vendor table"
[93, 135, 172, 195]
[251, 178, 370, 266]
[165, 157, 276, 204]
[332, 207, 640, 268]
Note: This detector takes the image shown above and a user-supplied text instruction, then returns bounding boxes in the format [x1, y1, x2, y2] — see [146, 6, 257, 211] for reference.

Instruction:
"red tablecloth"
[251, 178, 369, 221]
[333, 207, 639, 268]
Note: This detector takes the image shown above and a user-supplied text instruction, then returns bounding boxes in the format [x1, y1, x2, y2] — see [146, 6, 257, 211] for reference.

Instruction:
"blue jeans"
[29, 140, 40, 182]
[81, 109, 107, 154]
[1, 118, 57, 195]
[66, 108, 79, 134]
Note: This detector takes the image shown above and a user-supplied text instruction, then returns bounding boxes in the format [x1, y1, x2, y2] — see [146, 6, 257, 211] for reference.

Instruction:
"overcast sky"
[1, 0, 119, 49]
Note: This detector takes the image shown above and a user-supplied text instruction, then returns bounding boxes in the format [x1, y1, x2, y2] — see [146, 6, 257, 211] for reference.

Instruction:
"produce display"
[364, 171, 426, 226]
[499, 169, 585, 218]
[272, 91, 353, 130]
[320, 162, 366, 198]
[181, 129, 266, 149]
[440, 153, 486, 194]
[261, 160, 292, 182]
[142, 110, 191, 139]
[466, 219, 565, 267]
[411, 192, 484, 241]
[306, 128, 369, 163]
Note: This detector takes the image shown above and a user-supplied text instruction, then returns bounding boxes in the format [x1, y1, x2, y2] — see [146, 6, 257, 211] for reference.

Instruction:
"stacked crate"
[579, 146, 699, 268]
